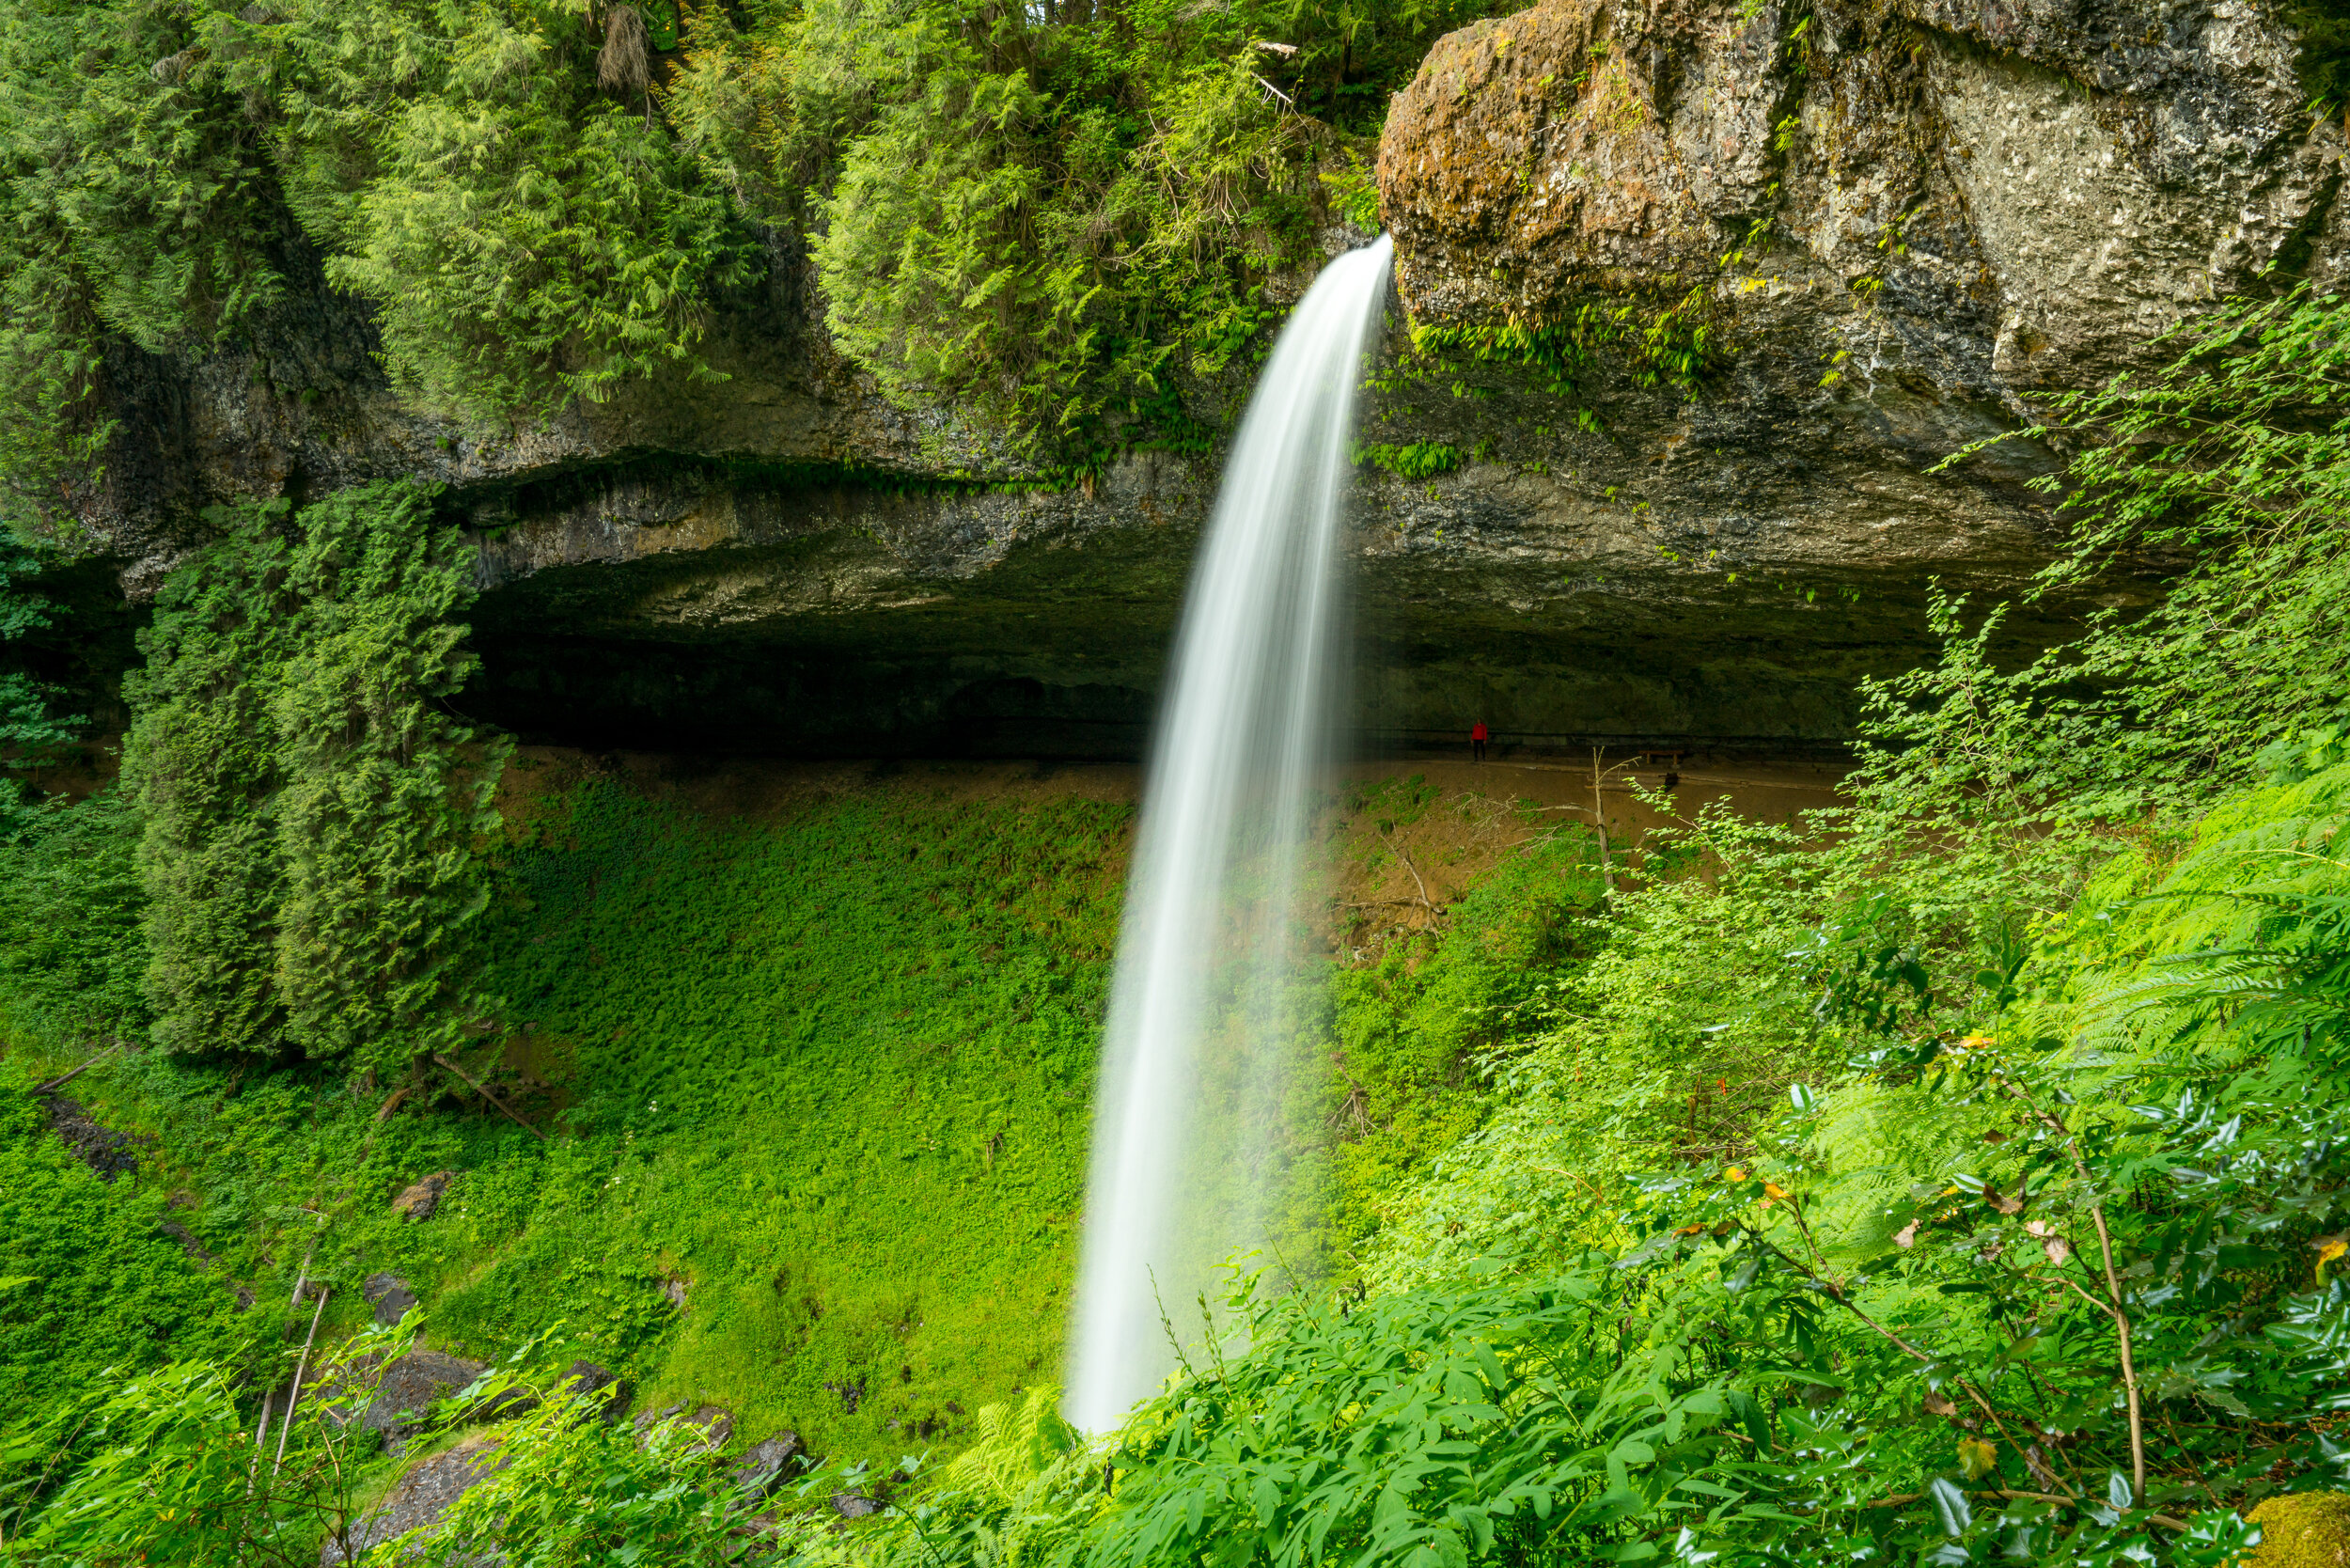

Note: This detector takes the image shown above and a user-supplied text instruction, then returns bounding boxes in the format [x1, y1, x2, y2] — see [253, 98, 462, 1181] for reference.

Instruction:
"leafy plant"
[122, 498, 299, 1059]
[123, 480, 507, 1070]
[0, 1318, 571, 1566]
[0, 0, 1517, 477]
[1938, 283, 2350, 799]
[1353, 440, 1464, 478]
[0, 0, 286, 504]
[303, 0, 752, 418]
[0, 1076, 275, 1438]
[0, 785, 149, 1049]
[388, 1360, 779, 1567]
[268, 483, 510, 1074]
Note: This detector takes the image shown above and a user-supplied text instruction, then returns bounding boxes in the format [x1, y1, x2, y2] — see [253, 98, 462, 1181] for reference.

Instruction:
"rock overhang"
[60, 0, 2335, 756]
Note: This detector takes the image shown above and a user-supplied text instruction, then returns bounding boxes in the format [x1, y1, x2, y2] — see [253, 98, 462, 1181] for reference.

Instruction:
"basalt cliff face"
[70, 0, 2347, 756]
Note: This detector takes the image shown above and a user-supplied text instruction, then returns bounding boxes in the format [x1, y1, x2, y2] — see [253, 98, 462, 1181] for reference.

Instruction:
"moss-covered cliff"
[20, 0, 2350, 754]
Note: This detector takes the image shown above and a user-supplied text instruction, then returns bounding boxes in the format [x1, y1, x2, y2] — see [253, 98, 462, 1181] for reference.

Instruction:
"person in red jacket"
[1471, 721, 1489, 763]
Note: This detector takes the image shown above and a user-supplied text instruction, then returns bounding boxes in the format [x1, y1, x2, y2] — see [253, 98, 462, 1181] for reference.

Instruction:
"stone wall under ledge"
[452, 442, 2084, 758]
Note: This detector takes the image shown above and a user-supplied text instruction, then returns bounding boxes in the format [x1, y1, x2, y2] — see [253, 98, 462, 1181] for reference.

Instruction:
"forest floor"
[3, 744, 1847, 1480]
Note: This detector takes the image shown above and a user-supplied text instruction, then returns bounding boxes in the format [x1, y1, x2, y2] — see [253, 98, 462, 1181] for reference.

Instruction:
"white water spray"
[1065, 236, 1393, 1433]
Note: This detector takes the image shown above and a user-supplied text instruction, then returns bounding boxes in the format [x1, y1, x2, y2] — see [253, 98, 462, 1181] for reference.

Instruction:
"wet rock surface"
[41, 1093, 144, 1182]
[635, 1399, 736, 1450]
[348, 1349, 490, 1450]
[1356, 0, 2345, 722]
[733, 1432, 807, 1497]
[684, 1403, 736, 1450]
[321, 1430, 508, 1566]
[563, 1358, 634, 1424]
[363, 1272, 418, 1326]
[60, 0, 2347, 752]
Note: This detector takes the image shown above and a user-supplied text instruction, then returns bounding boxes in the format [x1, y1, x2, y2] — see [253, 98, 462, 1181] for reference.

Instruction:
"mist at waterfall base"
[1064, 236, 1395, 1434]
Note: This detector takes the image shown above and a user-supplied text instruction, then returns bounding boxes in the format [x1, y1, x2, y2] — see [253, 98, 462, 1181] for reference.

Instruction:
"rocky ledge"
[68, 0, 2347, 753]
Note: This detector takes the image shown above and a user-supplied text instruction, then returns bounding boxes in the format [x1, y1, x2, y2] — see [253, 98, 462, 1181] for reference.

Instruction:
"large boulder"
[390, 1172, 458, 1221]
[362, 1272, 417, 1326]
[1379, 0, 1733, 314]
[42, 1094, 142, 1182]
[346, 1350, 489, 1451]
[1379, 0, 2326, 353]
[320, 1430, 507, 1566]
[732, 1432, 807, 1498]
[563, 1359, 635, 1425]
[2249, 1493, 2350, 1568]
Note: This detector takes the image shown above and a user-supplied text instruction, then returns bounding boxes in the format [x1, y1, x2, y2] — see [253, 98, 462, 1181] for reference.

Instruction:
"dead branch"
[2017, 1093, 2148, 1502]
[1379, 828, 1439, 911]
[273, 1286, 330, 1477]
[1747, 1229, 2061, 1493]
[598, 3, 650, 96]
[30, 1042, 122, 1095]
[432, 1053, 546, 1141]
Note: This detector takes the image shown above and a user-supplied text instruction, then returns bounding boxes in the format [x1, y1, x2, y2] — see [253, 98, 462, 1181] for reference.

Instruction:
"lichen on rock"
[1378, 0, 1773, 321]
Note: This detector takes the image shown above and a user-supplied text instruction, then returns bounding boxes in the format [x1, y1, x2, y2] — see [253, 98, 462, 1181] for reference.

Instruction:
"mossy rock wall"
[53, 0, 2350, 756]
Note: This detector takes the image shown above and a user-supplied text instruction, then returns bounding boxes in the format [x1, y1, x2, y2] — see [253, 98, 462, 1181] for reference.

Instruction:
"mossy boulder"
[1377, 0, 1778, 322]
[2251, 1493, 2350, 1568]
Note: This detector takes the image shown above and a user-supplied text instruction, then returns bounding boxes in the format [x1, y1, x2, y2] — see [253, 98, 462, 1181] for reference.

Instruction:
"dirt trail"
[494, 747, 1143, 824]
[1323, 755, 1847, 951]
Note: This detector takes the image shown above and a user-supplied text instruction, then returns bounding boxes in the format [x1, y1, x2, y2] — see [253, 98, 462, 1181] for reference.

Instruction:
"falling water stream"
[1065, 236, 1395, 1433]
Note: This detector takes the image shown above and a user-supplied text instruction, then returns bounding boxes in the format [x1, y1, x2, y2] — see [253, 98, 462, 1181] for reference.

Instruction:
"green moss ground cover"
[0, 770, 1124, 1464]
[449, 773, 1130, 1453]
[0, 760, 1587, 1473]
[0, 1080, 292, 1420]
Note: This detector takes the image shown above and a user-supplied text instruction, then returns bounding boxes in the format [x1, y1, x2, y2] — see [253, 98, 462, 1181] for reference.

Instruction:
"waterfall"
[1065, 235, 1394, 1434]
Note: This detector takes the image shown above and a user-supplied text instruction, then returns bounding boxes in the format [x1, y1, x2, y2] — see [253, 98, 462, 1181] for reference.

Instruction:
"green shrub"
[0, 0, 753, 494]
[804, 0, 1343, 453]
[268, 485, 509, 1072]
[304, 2, 751, 417]
[1941, 284, 2350, 802]
[121, 503, 298, 1059]
[0, 0, 1520, 475]
[0, 1, 287, 500]
[123, 480, 506, 1071]
[0, 787, 148, 1050]
[0, 1079, 275, 1422]
[1352, 440, 1464, 478]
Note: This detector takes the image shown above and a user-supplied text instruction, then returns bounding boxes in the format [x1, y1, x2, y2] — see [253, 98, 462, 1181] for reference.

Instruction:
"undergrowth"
[16, 284, 2350, 1565]
[452, 776, 1131, 1452]
[0, 756, 1597, 1514]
